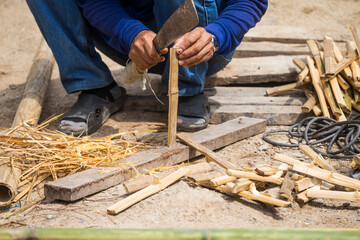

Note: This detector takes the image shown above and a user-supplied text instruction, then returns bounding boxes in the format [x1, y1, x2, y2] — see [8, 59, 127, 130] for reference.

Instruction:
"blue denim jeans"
[26, 0, 234, 96]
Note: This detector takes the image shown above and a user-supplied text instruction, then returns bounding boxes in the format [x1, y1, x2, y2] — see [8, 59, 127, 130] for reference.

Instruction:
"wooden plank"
[167, 48, 179, 147]
[244, 25, 352, 43]
[210, 105, 310, 125]
[206, 56, 306, 86]
[44, 117, 266, 201]
[235, 41, 310, 58]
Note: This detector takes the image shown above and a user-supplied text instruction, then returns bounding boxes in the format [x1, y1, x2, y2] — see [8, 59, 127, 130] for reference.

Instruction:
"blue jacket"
[77, 0, 267, 56]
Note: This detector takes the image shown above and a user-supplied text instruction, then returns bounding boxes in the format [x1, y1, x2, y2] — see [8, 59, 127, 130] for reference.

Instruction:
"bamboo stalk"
[307, 40, 325, 76]
[107, 167, 189, 215]
[187, 170, 223, 184]
[227, 169, 283, 185]
[0, 165, 21, 207]
[333, 51, 357, 77]
[123, 175, 155, 194]
[293, 58, 307, 70]
[255, 166, 278, 176]
[323, 39, 336, 75]
[185, 161, 213, 176]
[274, 153, 360, 190]
[299, 145, 336, 172]
[343, 88, 352, 113]
[303, 90, 322, 116]
[306, 56, 330, 117]
[350, 25, 360, 56]
[329, 77, 347, 112]
[177, 133, 237, 169]
[168, 48, 179, 147]
[337, 75, 350, 90]
[297, 68, 309, 83]
[307, 188, 360, 203]
[323, 81, 343, 119]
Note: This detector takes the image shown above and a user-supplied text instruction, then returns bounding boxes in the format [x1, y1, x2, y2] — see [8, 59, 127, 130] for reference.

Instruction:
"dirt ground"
[1, 0, 360, 229]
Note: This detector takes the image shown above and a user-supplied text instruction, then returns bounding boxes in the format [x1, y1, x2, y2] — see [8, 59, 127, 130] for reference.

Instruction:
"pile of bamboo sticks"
[267, 26, 360, 121]
[106, 135, 360, 215]
[0, 116, 154, 210]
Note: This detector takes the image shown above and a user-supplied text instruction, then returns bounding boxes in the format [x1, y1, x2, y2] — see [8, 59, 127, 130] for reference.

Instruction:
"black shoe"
[59, 84, 127, 136]
[177, 93, 210, 132]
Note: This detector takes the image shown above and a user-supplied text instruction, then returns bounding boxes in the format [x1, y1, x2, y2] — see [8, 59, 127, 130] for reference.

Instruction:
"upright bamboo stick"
[168, 48, 179, 147]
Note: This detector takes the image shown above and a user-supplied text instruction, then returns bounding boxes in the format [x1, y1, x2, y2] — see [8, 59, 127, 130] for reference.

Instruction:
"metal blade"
[153, 0, 199, 52]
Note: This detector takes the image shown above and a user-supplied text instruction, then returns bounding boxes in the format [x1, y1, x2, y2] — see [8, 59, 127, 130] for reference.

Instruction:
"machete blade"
[153, 0, 199, 52]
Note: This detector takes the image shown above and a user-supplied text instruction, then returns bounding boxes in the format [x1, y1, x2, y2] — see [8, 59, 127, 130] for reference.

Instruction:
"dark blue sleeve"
[205, 0, 268, 55]
[77, 0, 149, 55]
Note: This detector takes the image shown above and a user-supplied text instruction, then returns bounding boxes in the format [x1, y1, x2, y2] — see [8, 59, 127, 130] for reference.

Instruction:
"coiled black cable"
[263, 115, 360, 159]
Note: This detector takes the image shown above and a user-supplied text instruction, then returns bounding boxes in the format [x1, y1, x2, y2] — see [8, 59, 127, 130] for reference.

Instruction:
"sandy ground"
[1, 0, 360, 229]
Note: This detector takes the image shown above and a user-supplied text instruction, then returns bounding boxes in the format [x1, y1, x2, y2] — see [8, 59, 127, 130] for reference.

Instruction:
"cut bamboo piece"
[299, 145, 336, 172]
[297, 67, 309, 83]
[329, 77, 347, 112]
[350, 25, 360, 56]
[296, 185, 320, 204]
[306, 188, 360, 203]
[303, 90, 322, 116]
[323, 80, 343, 119]
[323, 39, 336, 75]
[185, 161, 213, 176]
[176, 133, 237, 170]
[333, 51, 357, 77]
[280, 171, 295, 200]
[0, 165, 21, 207]
[123, 175, 155, 194]
[107, 167, 189, 215]
[346, 41, 360, 82]
[325, 36, 353, 80]
[274, 153, 360, 190]
[168, 48, 179, 147]
[337, 75, 350, 90]
[232, 179, 253, 193]
[227, 169, 283, 185]
[11, 39, 55, 128]
[343, 88, 352, 113]
[307, 40, 325, 75]
[301, 96, 316, 113]
[209, 175, 236, 187]
[225, 182, 236, 190]
[265, 81, 309, 97]
[255, 166, 278, 176]
[293, 58, 307, 70]
[306, 56, 330, 117]
[295, 177, 321, 192]
[187, 170, 223, 184]
[291, 173, 304, 181]
[238, 183, 291, 207]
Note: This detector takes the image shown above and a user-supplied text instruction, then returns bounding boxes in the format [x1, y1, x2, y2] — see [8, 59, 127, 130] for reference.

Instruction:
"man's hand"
[173, 27, 215, 67]
[129, 30, 168, 70]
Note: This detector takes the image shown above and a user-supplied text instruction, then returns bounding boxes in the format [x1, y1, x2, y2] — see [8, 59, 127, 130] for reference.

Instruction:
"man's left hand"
[173, 27, 215, 67]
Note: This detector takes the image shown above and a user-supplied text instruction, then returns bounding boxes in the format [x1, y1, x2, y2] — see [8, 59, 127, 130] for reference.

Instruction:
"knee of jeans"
[206, 51, 234, 77]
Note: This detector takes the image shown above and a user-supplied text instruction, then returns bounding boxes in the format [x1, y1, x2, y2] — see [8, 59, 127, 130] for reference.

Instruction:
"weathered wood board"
[243, 25, 354, 43]
[123, 87, 308, 125]
[44, 117, 266, 202]
[206, 55, 306, 86]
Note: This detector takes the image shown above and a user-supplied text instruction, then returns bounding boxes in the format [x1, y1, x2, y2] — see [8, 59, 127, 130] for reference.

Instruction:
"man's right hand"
[129, 30, 168, 71]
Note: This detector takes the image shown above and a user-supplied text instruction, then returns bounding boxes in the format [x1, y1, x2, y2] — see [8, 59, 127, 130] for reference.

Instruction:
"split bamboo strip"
[293, 58, 307, 70]
[299, 145, 336, 172]
[301, 96, 316, 113]
[325, 36, 353, 80]
[187, 170, 223, 184]
[323, 81, 343, 119]
[343, 88, 352, 113]
[107, 167, 189, 215]
[306, 188, 360, 203]
[232, 179, 252, 193]
[168, 48, 179, 147]
[333, 51, 357, 77]
[295, 177, 321, 192]
[238, 183, 291, 207]
[324, 39, 336, 75]
[255, 166, 278, 176]
[265, 82, 310, 97]
[177, 133, 237, 169]
[274, 153, 360, 190]
[123, 175, 155, 194]
[227, 169, 283, 185]
[209, 175, 236, 187]
[307, 40, 325, 75]
[350, 25, 360, 55]
[329, 77, 347, 112]
[297, 68, 309, 83]
[337, 75, 350, 90]
[346, 41, 360, 81]
[306, 56, 330, 117]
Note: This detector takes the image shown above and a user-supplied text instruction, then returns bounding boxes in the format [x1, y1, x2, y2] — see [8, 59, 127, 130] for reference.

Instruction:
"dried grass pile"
[0, 116, 155, 209]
